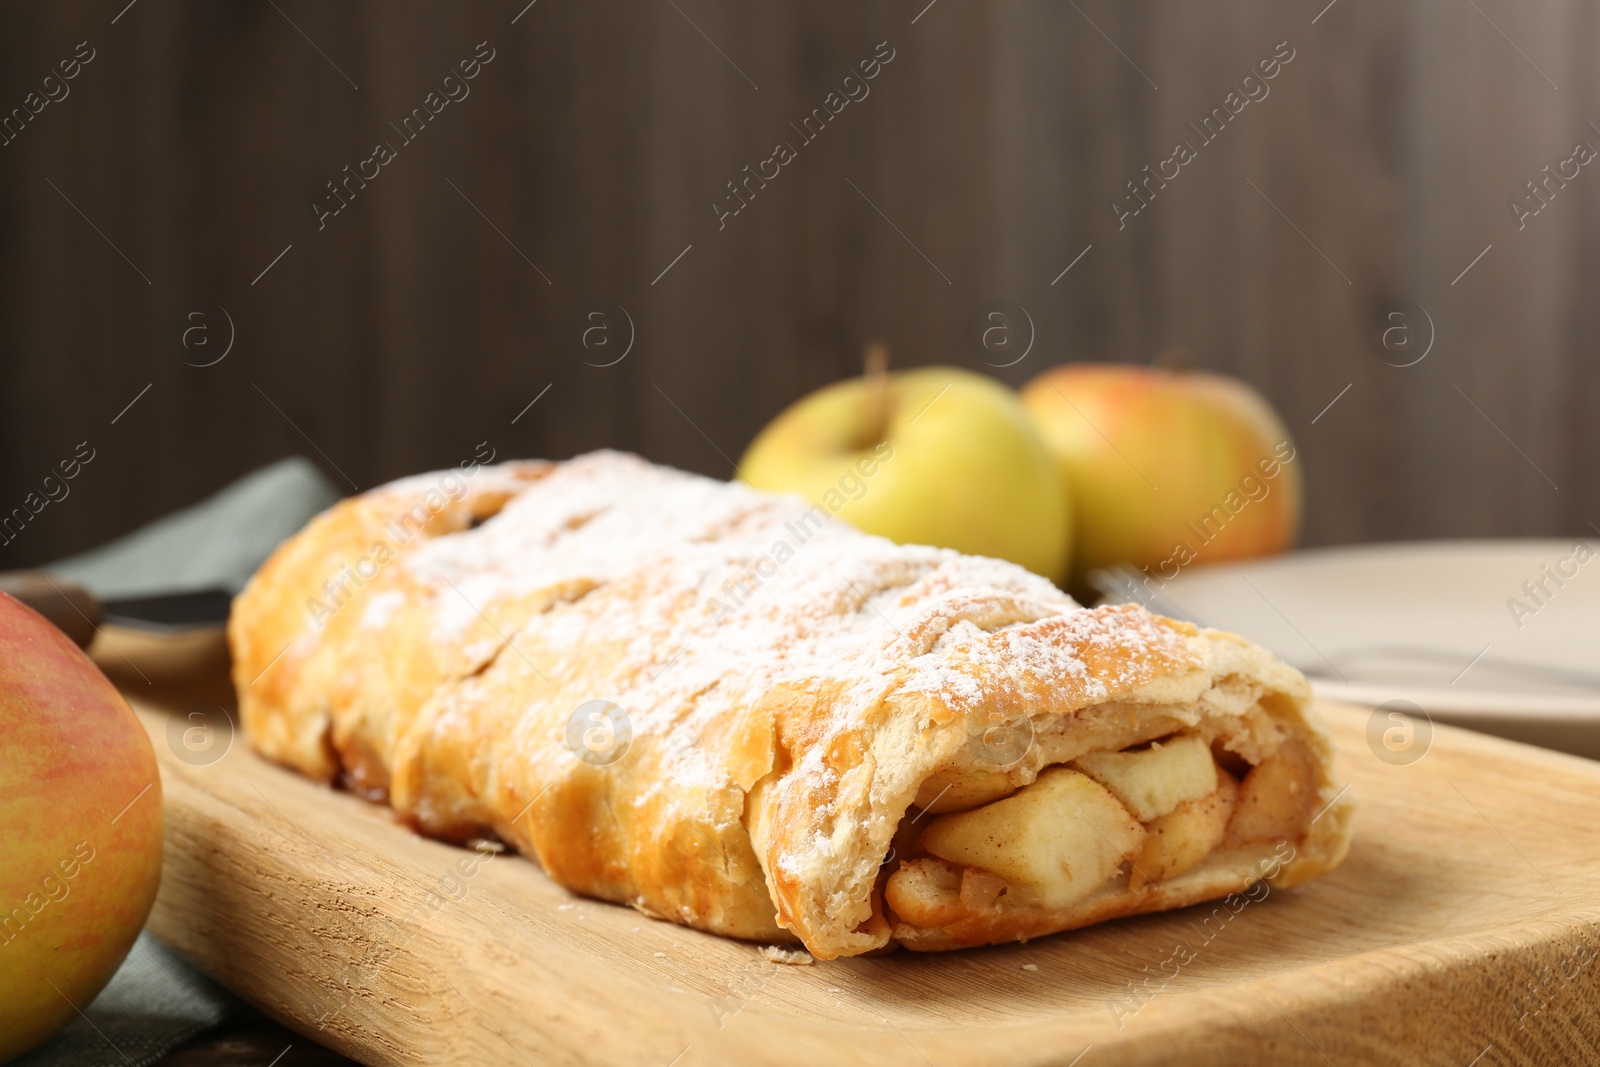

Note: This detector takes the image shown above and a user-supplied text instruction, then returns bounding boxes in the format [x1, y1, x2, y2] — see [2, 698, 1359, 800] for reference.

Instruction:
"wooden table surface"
[134, 695, 1600, 1066]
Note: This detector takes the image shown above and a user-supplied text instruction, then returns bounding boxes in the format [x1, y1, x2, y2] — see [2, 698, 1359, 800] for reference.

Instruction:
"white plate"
[1094, 540, 1600, 759]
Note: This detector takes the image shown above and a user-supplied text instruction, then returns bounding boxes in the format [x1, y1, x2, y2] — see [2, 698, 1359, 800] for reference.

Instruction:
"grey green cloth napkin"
[17, 457, 339, 1066]
[49, 456, 341, 599]
[13, 934, 236, 1067]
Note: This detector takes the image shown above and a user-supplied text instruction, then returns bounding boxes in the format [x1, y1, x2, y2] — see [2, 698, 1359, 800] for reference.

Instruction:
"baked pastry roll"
[231, 451, 1352, 959]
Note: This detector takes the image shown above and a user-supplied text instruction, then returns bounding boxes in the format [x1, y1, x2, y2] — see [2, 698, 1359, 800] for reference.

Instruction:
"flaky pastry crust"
[231, 451, 1352, 959]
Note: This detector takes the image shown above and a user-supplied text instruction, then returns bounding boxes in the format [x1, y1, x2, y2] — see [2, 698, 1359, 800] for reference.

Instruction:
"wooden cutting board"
[134, 698, 1600, 1067]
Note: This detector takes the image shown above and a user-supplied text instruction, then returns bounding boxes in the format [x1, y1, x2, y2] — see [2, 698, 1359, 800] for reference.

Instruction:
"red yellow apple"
[1019, 363, 1301, 590]
[740, 365, 1071, 583]
[0, 592, 163, 1062]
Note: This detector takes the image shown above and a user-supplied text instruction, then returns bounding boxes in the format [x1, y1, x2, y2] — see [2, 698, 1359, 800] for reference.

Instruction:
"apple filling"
[884, 730, 1315, 932]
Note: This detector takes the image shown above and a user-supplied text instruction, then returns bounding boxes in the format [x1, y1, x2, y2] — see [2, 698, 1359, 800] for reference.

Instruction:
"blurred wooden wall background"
[1, 0, 1595, 568]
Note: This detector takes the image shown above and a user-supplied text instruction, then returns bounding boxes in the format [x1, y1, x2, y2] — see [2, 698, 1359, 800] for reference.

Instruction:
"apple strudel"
[230, 451, 1352, 959]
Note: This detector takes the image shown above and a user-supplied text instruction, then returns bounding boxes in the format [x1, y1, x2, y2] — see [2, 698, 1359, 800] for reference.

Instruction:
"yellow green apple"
[1019, 363, 1301, 590]
[0, 592, 163, 1062]
[739, 365, 1070, 583]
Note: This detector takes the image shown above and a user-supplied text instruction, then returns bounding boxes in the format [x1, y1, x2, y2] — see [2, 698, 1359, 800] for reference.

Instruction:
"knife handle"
[0, 571, 102, 648]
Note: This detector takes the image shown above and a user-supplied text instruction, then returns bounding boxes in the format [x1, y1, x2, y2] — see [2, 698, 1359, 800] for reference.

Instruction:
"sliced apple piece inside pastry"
[912, 764, 1018, 814]
[1227, 739, 1317, 846]
[917, 766, 1144, 910]
[884, 856, 967, 928]
[1129, 768, 1239, 889]
[1071, 732, 1217, 822]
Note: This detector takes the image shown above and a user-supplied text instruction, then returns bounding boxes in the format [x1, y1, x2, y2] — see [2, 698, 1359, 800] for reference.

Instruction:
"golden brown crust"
[228, 460, 551, 788]
[231, 451, 1352, 959]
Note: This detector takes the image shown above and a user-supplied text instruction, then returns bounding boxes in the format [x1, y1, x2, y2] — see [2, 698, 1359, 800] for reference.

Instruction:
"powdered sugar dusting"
[359, 589, 406, 631]
[338, 453, 1193, 904]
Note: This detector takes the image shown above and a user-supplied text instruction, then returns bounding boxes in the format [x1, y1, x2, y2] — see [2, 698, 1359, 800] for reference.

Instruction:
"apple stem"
[1153, 347, 1194, 372]
[865, 340, 890, 445]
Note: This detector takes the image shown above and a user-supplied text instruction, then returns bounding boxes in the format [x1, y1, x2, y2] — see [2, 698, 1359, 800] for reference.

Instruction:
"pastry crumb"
[1021, 963, 1038, 972]
[760, 945, 814, 966]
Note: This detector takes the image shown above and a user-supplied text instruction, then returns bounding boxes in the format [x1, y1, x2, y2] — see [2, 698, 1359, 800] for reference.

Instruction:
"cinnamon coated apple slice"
[1129, 768, 1239, 889]
[1227, 739, 1317, 846]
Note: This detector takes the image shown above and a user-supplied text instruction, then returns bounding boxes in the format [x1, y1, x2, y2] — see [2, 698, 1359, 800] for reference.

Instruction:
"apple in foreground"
[740, 365, 1071, 583]
[1019, 363, 1301, 590]
[0, 592, 163, 1063]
